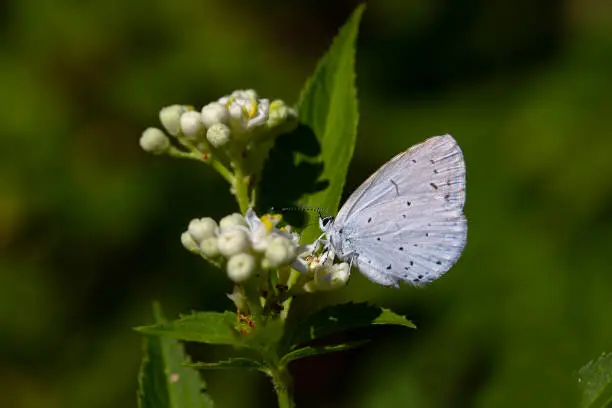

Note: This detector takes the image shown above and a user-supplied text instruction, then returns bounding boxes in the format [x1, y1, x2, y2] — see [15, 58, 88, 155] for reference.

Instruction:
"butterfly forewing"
[335, 134, 465, 227]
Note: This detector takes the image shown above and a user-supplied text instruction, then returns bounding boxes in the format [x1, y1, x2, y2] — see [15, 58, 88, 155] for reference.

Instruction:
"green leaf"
[296, 4, 365, 243]
[578, 352, 612, 408]
[184, 358, 266, 372]
[138, 302, 214, 408]
[279, 340, 370, 368]
[282, 302, 415, 352]
[135, 311, 242, 346]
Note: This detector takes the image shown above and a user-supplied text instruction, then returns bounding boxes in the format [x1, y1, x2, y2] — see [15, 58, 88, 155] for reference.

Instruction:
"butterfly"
[318, 134, 467, 286]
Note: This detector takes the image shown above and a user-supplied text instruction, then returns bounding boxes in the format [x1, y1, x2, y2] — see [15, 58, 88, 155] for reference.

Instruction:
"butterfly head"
[318, 214, 334, 232]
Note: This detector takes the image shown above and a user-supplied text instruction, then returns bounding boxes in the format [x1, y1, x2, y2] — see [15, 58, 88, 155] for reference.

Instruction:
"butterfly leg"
[340, 251, 358, 272]
[311, 232, 329, 254]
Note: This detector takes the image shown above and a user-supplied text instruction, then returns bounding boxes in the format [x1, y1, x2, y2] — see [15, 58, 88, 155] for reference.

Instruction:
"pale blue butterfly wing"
[328, 134, 466, 286]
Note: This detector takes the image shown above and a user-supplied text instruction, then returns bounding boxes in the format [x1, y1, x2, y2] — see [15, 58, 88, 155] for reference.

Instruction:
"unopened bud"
[139, 127, 170, 154]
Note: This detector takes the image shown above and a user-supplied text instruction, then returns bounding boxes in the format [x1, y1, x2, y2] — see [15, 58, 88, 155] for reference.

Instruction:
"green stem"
[269, 366, 295, 408]
[209, 158, 234, 185]
[280, 269, 302, 321]
[233, 162, 251, 214]
[169, 142, 235, 185]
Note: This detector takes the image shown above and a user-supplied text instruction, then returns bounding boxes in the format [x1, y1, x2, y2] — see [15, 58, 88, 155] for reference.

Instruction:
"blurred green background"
[2, 0, 612, 407]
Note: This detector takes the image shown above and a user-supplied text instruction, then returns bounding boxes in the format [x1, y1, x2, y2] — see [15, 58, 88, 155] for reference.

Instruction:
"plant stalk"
[233, 164, 250, 214]
[270, 365, 295, 408]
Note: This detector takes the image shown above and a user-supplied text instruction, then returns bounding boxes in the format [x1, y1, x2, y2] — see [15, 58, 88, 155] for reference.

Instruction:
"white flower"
[139, 127, 170, 154]
[217, 229, 250, 257]
[199, 237, 220, 258]
[264, 236, 297, 268]
[220, 92, 270, 135]
[181, 231, 200, 253]
[244, 208, 311, 273]
[206, 123, 232, 148]
[244, 208, 280, 252]
[323, 262, 351, 289]
[188, 217, 218, 243]
[180, 110, 204, 138]
[304, 260, 350, 292]
[219, 213, 247, 231]
[227, 253, 256, 283]
[201, 102, 229, 128]
[159, 105, 188, 136]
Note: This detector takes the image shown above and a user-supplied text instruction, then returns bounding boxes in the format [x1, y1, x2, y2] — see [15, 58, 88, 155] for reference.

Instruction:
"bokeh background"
[2, 0, 612, 407]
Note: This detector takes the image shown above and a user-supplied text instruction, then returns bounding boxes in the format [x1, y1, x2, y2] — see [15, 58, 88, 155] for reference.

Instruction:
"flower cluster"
[181, 209, 350, 294]
[139, 89, 297, 157]
[181, 209, 305, 282]
[139, 90, 298, 213]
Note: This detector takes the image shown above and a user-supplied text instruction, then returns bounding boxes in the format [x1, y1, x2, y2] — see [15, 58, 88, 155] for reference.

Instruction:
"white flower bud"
[226, 253, 256, 283]
[228, 103, 246, 133]
[206, 123, 232, 148]
[199, 237, 220, 258]
[201, 102, 229, 128]
[217, 229, 250, 257]
[181, 231, 200, 253]
[139, 127, 170, 154]
[188, 218, 218, 243]
[309, 263, 350, 292]
[267, 100, 298, 128]
[159, 105, 187, 136]
[180, 110, 204, 137]
[264, 236, 296, 267]
[328, 263, 350, 288]
[219, 213, 247, 230]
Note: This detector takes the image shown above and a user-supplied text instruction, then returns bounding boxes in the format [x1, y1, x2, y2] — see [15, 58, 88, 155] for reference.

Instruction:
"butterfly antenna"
[269, 205, 328, 216]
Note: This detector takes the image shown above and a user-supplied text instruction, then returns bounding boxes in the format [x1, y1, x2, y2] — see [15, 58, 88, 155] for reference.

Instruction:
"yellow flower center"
[261, 214, 282, 232]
